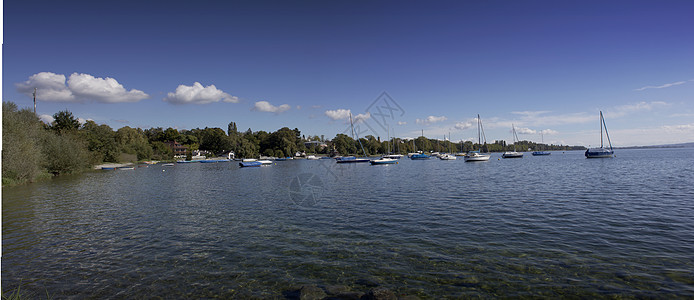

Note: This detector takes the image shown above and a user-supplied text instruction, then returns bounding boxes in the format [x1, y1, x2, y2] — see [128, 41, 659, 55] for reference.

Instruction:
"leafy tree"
[116, 126, 152, 161]
[51, 110, 80, 134]
[81, 120, 119, 163]
[332, 134, 356, 155]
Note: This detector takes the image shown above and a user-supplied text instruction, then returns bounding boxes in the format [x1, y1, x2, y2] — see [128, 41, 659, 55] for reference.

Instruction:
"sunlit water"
[3, 148, 694, 298]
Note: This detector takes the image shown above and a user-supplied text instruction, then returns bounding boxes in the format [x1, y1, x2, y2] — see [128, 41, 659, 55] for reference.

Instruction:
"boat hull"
[464, 154, 491, 162]
[239, 161, 262, 167]
[502, 152, 523, 158]
[336, 157, 370, 163]
[585, 148, 614, 158]
[532, 151, 551, 156]
[410, 154, 430, 160]
[370, 159, 397, 165]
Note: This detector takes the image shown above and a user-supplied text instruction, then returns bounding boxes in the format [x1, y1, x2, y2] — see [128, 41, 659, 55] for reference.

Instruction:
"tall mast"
[33, 88, 37, 115]
[477, 114, 481, 146]
[600, 111, 604, 148]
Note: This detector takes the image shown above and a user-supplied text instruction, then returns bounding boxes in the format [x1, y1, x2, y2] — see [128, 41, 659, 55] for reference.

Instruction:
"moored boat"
[502, 124, 524, 158]
[410, 153, 430, 160]
[239, 161, 262, 167]
[585, 111, 614, 158]
[464, 114, 492, 162]
[370, 157, 398, 165]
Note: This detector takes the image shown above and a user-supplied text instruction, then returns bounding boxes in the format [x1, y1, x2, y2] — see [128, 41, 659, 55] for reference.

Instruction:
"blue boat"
[239, 161, 262, 167]
[532, 151, 551, 156]
[410, 153, 430, 160]
[275, 158, 287, 161]
[585, 111, 614, 158]
[336, 156, 370, 163]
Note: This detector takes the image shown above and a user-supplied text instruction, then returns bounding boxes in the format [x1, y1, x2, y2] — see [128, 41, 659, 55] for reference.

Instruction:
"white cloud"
[353, 112, 371, 123]
[16, 72, 149, 103]
[635, 81, 687, 91]
[39, 114, 54, 124]
[416, 115, 447, 125]
[540, 129, 558, 135]
[163, 82, 238, 104]
[454, 120, 473, 130]
[615, 101, 668, 113]
[325, 109, 351, 120]
[397, 121, 407, 126]
[77, 117, 93, 125]
[515, 127, 537, 134]
[68, 73, 149, 103]
[252, 100, 291, 113]
[16, 72, 75, 102]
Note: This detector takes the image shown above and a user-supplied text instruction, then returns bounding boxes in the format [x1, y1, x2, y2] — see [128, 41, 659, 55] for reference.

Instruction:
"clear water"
[3, 148, 694, 298]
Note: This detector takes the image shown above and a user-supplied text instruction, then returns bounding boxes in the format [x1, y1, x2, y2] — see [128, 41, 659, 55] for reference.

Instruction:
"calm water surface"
[3, 148, 694, 298]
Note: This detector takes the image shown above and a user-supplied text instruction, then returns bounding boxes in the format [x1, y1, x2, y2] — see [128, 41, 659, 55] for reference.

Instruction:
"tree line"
[2, 101, 581, 185]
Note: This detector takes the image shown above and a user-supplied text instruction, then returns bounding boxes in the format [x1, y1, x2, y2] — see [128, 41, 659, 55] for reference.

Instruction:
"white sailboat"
[502, 124, 523, 158]
[585, 111, 614, 158]
[439, 133, 457, 160]
[464, 114, 491, 162]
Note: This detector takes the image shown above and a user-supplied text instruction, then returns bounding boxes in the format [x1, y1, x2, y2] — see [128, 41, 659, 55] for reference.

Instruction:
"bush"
[40, 133, 90, 175]
[2, 102, 43, 184]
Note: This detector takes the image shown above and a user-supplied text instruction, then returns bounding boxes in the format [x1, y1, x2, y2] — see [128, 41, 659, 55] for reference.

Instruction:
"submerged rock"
[362, 287, 396, 300]
[298, 285, 327, 300]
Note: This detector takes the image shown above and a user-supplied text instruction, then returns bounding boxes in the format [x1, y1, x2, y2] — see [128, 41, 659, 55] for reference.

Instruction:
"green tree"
[116, 126, 152, 161]
[51, 110, 80, 134]
[81, 120, 119, 163]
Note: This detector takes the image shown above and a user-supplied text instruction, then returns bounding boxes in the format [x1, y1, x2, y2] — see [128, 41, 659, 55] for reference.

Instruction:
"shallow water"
[3, 148, 694, 298]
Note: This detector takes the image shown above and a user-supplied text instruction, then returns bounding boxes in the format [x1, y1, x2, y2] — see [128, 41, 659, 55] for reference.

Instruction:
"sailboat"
[502, 124, 523, 158]
[439, 133, 457, 160]
[464, 114, 491, 162]
[383, 127, 403, 159]
[410, 130, 430, 160]
[532, 131, 551, 156]
[585, 111, 614, 158]
[371, 125, 398, 165]
[337, 113, 370, 163]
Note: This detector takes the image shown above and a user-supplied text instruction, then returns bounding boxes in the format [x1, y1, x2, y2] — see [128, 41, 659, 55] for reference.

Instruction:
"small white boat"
[439, 153, 457, 160]
[306, 155, 319, 160]
[370, 157, 398, 165]
[258, 160, 273, 165]
[464, 151, 491, 162]
[464, 115, 492, 162]
[502, 124, 524, 158]
[242, 158, 258, 162]
[383, 154, 403, 159]
[162, 163, 175, 167]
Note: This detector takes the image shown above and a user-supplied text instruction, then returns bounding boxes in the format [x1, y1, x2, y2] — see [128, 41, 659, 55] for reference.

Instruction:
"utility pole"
[33, 88, 37, 115]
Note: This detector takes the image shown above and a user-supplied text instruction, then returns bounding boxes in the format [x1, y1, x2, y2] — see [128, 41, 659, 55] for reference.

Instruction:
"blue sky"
[3, 0, 693, 146]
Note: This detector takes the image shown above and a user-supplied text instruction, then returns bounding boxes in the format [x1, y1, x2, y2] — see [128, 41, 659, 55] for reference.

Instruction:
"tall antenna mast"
[33, 88, 37, 115]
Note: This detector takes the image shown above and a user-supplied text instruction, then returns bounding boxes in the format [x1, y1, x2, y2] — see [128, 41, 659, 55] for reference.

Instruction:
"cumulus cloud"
[353, 112, 371, 123]
[252, 100, 291, 113]
[16, 72, 75, 102]
[68, 73, 149, 103]
[416, 115, 447, 125]
[16, 72, 149, 103]
[541, 129, 558, 135]
[454, 120, 474, 130]
[163, 82, 239, 104]
[325, 109, 352, 120]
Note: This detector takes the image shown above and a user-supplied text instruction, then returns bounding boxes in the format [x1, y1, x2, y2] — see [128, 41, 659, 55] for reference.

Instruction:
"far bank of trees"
[2, 101, 581, 185]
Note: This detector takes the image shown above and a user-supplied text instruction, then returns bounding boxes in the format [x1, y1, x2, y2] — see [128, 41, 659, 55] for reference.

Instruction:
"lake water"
[3, 148, 694, 298]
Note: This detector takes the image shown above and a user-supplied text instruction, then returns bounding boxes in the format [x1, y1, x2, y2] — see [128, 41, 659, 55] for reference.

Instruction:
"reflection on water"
[3, 149, 694, 298]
